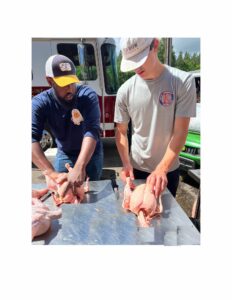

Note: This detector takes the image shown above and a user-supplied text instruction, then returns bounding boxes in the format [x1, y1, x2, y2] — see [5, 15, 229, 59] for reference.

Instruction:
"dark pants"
[54, 147, 103, 181]
[133, 168, 180, 197]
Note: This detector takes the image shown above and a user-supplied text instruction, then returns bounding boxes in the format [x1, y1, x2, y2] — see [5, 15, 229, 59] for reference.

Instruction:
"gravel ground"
[176, 175, 199, 217]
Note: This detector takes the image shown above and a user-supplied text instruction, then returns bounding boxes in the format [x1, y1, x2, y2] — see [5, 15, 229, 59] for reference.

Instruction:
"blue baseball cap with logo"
[45, 54, 79, 87]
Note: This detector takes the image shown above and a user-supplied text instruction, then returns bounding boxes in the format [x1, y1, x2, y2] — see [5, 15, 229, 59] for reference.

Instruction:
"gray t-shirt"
[114, 65, 196, 173]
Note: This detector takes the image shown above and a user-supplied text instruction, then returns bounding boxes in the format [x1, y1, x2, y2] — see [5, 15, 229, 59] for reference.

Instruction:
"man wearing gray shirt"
[114, 38, 196, 198]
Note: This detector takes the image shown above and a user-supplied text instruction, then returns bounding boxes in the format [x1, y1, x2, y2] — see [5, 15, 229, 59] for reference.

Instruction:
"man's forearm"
[115, 128, 130, 166]
[74, 136, 97, 169]
[32, 142, 54, 172]
[157, 125, 189, 173]
[156, 117, 190, 173]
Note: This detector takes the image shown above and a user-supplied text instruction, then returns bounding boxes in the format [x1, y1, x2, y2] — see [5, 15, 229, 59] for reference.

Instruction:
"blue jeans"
[54, 147, 103, 181]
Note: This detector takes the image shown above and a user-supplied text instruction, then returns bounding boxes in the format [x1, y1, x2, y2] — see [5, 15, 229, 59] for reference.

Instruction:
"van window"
[57, 43, 97, 81]
[101, 43, 119, 94]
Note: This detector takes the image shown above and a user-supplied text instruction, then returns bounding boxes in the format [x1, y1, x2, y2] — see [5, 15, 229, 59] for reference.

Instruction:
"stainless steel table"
[32, 179, 200, 245]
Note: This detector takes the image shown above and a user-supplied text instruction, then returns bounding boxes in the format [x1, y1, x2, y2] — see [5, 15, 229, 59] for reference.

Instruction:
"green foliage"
[174, 51, 200, 71]
[117, 51, 134, 86]
[158, 38, 165, 63]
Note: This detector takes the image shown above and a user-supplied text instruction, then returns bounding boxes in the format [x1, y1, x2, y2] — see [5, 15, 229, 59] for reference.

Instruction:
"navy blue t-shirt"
[32, 84, 102, 156]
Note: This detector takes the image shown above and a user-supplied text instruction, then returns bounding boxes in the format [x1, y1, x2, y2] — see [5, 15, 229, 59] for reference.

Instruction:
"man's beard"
[53, 89, 75, 110]
[60, 93, 75, 102]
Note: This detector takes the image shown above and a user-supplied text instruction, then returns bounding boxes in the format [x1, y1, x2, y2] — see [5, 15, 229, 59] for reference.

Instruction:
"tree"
[175, 51, 186, 70]
[191, 53, 200, 70]
[183, 52, 192, 71]
[171, 50, 176, 67]
[175, 51, 200, 71]
[158, 38, 165, 63]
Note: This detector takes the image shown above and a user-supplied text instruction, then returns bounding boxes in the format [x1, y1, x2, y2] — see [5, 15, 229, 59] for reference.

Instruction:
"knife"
[111, 178, 119, 200]
[39, 191, 53, 202]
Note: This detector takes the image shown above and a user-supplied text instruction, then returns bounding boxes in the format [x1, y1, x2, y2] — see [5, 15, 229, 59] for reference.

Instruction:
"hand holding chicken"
[122, 178, 163, 227]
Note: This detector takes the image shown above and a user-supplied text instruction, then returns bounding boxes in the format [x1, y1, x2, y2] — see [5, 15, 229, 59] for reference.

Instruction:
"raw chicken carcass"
[122, 178, 163, 227]
[32, 189, 62, 240]
[44, 163, 89, 206]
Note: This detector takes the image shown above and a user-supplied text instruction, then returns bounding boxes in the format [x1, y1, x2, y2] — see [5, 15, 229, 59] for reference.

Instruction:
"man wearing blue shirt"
[32, 54, 103, 194]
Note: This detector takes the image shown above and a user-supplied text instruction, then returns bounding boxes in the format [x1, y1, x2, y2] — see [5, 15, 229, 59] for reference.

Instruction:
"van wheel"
[40, 129, 54, 151]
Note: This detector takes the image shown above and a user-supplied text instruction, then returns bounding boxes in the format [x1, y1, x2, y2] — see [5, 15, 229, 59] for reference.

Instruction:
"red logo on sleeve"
[159, 92, 174, 106]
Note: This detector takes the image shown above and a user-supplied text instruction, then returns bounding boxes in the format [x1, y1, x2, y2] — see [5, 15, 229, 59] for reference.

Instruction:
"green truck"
[179, 71, 200, 171]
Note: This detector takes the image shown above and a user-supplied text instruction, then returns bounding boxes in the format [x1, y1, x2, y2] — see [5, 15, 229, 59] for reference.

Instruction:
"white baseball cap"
[45, 54, 79, 87]
[120, 38, 154, 72]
